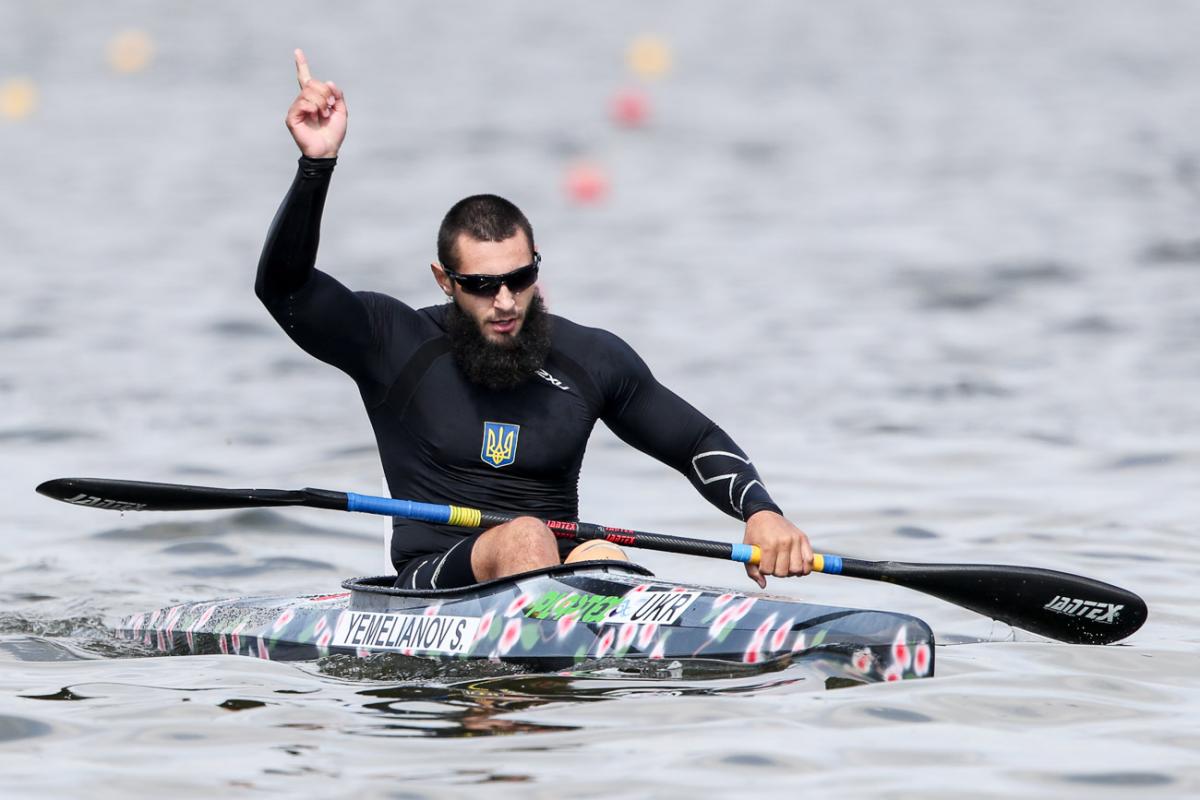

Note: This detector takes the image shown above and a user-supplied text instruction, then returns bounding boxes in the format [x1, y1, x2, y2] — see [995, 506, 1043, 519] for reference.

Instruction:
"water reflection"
[355, 683, 577, 738]
[343, 661, 832, 739]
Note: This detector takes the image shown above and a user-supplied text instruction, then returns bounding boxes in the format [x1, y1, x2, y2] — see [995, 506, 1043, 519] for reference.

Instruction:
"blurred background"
[2, 1, 1199, 795]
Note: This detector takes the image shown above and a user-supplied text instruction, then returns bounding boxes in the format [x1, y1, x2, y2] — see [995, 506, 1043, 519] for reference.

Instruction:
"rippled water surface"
[3, 1, 1199, 797]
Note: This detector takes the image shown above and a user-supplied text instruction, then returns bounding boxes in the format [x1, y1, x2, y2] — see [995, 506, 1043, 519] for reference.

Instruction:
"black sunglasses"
[443, 253, 541, 297]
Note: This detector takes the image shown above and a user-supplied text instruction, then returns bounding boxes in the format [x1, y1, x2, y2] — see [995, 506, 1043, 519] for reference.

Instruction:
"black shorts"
[393, 530, 487, 590]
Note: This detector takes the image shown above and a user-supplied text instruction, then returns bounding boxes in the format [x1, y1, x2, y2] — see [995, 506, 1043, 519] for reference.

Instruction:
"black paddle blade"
[35, 478, 310, 512]
[840, 559, 1147, 645]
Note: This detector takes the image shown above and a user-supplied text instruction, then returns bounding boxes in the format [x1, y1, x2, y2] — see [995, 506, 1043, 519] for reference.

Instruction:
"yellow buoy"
[627, 35, 671, 79]
[0, 78, 37, 120]
[108, 29, 155, 74]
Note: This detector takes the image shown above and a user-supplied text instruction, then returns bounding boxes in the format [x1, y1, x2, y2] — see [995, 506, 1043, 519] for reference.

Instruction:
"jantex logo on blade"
[1043, 595, 1123, 624]
[62, 493, 147, 512]
[333, 611, 480, 654]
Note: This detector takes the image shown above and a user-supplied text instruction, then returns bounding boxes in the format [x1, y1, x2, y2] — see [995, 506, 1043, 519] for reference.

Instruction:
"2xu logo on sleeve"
[1043, 595, 1123, 623]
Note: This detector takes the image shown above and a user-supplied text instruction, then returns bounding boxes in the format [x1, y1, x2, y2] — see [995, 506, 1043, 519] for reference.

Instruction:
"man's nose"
[494, 286, 517, 310]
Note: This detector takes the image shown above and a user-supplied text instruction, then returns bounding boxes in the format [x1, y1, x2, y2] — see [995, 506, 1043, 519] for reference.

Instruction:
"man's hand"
[286, 49, 347, 158]
[743, 510, 813, 588]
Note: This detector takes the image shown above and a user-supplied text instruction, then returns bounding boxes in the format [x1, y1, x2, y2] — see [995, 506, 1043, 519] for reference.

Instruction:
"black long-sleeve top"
[256, 157, 782, 569]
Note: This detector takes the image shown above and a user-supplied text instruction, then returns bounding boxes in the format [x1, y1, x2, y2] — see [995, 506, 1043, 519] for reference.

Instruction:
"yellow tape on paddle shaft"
[447, 505, 482, 528]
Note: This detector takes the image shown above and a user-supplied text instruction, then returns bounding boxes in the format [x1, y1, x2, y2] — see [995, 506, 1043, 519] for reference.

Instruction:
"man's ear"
[431, 263, 453, 297]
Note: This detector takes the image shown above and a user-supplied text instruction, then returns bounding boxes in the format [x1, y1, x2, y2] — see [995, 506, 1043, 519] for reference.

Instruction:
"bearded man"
[256, 50, 813, 590]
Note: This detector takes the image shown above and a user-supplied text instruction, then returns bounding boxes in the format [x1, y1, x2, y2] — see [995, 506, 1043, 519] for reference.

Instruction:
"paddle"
[36, 477, 1146, 645]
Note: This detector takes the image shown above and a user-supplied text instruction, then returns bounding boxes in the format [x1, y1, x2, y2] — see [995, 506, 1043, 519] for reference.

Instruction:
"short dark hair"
[437, 194, 535, 271]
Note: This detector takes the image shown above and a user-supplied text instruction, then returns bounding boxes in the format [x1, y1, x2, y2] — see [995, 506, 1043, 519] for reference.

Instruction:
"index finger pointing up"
[294, 48, 313, 88]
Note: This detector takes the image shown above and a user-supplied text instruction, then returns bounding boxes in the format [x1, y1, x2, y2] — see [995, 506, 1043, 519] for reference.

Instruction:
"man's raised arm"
[255, 49, 349, 300]
[255, 51, 383, 386]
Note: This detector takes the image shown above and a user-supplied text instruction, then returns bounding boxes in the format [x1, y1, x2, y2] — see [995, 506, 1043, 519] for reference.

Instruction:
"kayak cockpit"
[342, 559, 654, 601]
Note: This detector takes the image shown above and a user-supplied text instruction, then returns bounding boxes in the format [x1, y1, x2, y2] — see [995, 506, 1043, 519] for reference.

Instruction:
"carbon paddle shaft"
[345, 492, 751, 561]
[546, 520, 745, 561]
[36, 478, 753, 563]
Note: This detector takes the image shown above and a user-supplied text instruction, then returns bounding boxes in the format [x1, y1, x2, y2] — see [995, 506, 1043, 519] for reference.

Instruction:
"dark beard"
[446, 293, 552, 391]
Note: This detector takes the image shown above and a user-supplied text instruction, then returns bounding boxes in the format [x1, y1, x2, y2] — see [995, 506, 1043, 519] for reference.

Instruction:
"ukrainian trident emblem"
[481, 421, 520, 468]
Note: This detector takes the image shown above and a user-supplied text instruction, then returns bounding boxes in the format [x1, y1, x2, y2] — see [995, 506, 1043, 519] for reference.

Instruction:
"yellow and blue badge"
[481, 421, 520, 468]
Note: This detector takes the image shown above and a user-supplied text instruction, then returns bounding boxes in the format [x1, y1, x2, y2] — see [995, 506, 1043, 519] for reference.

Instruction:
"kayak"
[117, 561, 935, 682]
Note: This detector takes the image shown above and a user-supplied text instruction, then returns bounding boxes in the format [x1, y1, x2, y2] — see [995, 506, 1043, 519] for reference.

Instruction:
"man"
[256, 50, 813, 590]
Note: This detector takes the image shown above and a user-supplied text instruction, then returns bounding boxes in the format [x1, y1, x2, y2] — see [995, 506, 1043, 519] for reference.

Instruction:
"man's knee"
[472, 518, 559, 580]
[501, 516, 557, 549]
[565, 539, 628, 563]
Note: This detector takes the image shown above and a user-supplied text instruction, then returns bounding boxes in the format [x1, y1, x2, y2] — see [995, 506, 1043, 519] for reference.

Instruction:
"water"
[3, 0, 1200, 796]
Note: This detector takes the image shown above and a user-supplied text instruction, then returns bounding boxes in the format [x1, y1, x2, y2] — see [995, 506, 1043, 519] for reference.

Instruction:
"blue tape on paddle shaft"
[821, 554, 844, 574]
[345, 493, 451, 524]
[729, 544, 756, 563]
